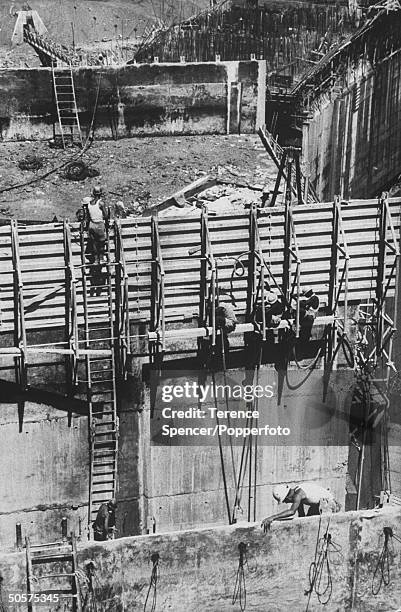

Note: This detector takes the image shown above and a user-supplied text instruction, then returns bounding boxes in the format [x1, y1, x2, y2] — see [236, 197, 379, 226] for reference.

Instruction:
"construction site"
[0, 0, 401, 610]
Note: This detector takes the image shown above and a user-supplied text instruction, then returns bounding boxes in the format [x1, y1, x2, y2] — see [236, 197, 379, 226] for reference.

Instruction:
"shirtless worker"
[261, 482, 340, 532]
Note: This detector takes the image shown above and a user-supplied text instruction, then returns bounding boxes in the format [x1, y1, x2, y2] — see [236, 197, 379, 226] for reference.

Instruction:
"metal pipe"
[16, 523, 22, 550]
[148, 317, 334, 342]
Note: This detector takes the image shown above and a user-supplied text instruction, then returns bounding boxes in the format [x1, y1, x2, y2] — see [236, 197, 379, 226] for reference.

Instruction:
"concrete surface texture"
[0, 60, 266, 141]
[0, 364, 351, 549]
[0, 392, 142, 549]
[299, 9, 401, 200]
[1, 507, 401, 611]
[305, 55, 401, 200]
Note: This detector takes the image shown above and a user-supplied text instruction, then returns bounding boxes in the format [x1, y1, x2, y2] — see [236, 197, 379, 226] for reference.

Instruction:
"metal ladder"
[52, 64, 83, 149]
[26, 535, 82, 612]
[79, 227, 119, 537]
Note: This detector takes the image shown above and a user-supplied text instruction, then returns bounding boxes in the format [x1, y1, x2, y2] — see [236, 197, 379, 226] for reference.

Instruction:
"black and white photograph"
[0, 0, 400, 610]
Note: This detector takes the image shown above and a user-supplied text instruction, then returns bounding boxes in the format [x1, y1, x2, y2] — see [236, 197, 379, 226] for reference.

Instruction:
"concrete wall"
[0, 390, 142, 550]
[0, 60, 266, 141]
[0, 356, 353, 549]
[141, 366, 352, 534]
[1, 507, 401, 611]
[0, 401, 88, 549]
[303, 45, 401, 200]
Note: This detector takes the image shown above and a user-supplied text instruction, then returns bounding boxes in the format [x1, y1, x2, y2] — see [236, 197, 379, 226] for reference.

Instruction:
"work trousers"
[88, 221, 106, 262]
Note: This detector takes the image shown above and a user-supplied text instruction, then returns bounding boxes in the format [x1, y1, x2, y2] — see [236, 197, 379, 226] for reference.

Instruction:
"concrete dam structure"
[0, 196, 399, 547]
[1, 0, 401, 610]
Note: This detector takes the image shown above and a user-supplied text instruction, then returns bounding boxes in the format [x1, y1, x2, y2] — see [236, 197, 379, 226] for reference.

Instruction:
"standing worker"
[83, 186, 110, 264]
[92, 498, 117, 541]
[261, 483, 340, 532]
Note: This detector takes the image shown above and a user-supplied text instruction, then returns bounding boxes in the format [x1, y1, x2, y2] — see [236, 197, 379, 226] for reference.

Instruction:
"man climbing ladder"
[81, 186, 110, 264]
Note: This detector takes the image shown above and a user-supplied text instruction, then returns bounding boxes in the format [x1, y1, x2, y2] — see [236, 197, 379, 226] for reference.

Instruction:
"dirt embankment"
[0, 0, 208, 66]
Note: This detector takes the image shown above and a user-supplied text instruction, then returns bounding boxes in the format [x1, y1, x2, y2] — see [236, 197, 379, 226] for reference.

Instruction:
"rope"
[232, 542, 248, 612]
[211, 367, 232, 525]
[372, 527, 401, 595]
[144, 553, 160, 612]
[76, 562, 101, 612]
[231, 339, 263, 522]
[220, 333, 238, 498]
[305, 516, 342, 611]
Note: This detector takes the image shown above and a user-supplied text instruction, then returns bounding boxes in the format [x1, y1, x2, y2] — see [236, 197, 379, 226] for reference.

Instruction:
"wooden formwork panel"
[0, 198, 399, 333]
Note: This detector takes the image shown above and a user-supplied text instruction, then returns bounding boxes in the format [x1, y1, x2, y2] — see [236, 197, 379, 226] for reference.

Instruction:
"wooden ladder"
[52, 64, 83, 149]
[26, 535, 82, 612]
[79, 227, 119, 537]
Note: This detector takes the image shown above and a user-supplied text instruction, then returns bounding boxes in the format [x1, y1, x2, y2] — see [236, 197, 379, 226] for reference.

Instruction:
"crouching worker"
[261, 483, 340, 532]
[215, 288, 238, 356]
[92, 498, 117, 541]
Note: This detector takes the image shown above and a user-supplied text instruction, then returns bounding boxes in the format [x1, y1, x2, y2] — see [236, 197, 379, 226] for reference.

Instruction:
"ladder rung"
[92, 495, 116, 502]
[38, 590, 77, 597]
[30, 541, 70, 549]
[36, 573, 75, 579]
[94, 419, 115, 426]
[94, 430, 117, 436]
[32, 553, 72, 563]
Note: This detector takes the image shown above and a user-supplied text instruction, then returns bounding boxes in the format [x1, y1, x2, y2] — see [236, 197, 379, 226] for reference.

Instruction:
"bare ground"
[0, 134, 278, 221]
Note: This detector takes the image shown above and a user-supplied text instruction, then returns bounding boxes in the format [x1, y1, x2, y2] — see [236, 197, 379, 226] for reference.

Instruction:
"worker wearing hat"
[92, 498, 117, 541]
[214, 287, 238, 359]
[216, 288, 237, 334]
[256, 287, 286, 329]
[294, 287, 320, 343]
[261, 483, 340, 532]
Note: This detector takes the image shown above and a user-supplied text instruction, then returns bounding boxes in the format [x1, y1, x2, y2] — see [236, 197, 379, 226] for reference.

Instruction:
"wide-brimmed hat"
[265, 291, 278, 305]
[273, 484, 290, 503]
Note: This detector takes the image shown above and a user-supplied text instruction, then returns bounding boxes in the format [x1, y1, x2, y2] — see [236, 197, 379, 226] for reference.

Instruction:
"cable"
[372, 527, 401, 595]
[211, 367, 232, 524]
[0, 71, 102, 197]
[305, 517, 342, 611]
[232, 542, 248, 612]
[144, 553, 160, 612]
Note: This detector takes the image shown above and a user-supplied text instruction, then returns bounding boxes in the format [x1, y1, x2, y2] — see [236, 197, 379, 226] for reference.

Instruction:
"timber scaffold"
[0, 195, 399, 522]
